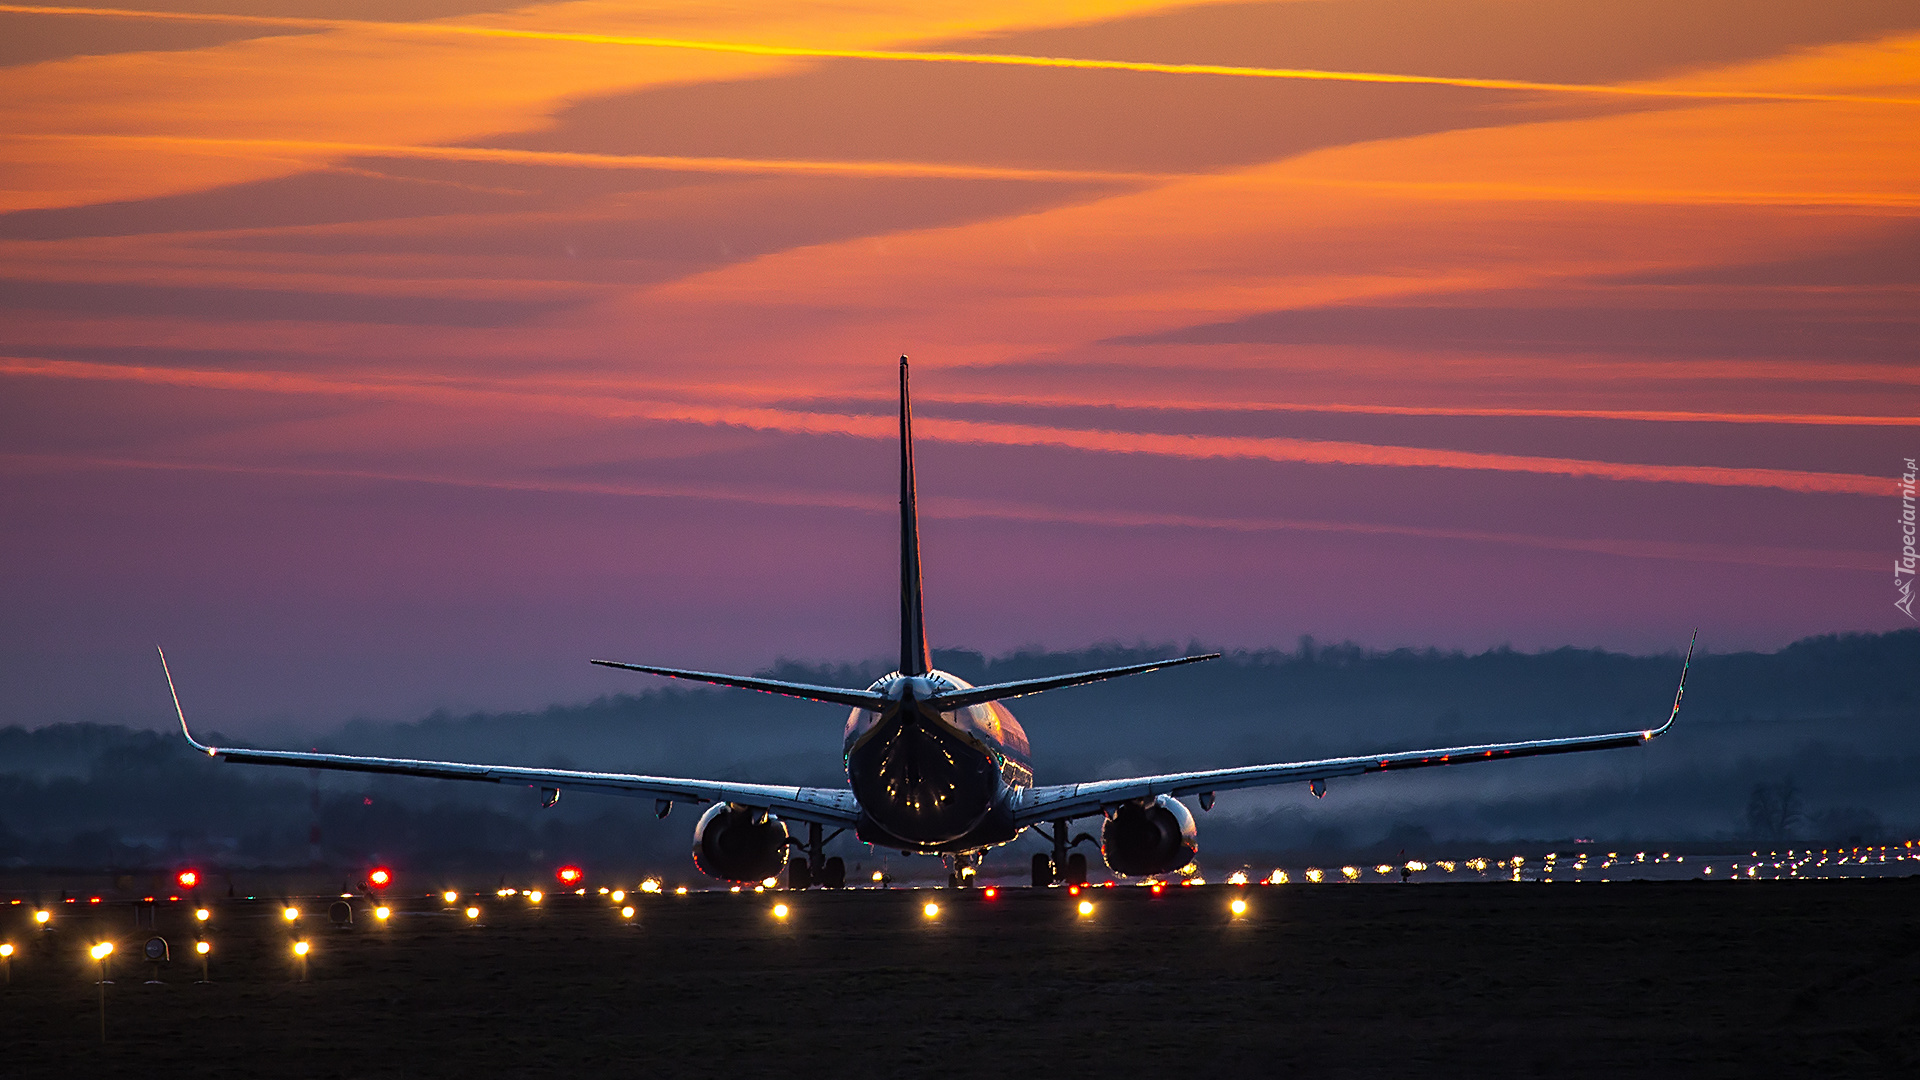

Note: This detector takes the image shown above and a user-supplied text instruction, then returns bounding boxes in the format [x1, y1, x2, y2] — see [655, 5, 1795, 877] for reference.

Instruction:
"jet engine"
[691, 803, 790, 882]
[1100, 794, 1198, 877]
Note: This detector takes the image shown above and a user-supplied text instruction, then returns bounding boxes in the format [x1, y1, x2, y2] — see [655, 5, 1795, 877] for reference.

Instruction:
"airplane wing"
[1013, 633, 1694, 829]
[160, 649, 860, 826]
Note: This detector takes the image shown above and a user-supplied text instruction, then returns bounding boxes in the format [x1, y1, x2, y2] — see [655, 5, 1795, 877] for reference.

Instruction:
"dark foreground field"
[3, 880, 1916, 1078]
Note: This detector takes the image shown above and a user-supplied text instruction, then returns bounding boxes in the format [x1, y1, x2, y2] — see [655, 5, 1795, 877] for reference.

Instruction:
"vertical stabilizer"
[899, 356, 931, 676]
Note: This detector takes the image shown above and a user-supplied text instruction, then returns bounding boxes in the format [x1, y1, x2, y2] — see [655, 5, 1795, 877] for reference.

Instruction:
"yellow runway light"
[772, 903, 789, 919]
[527, 891, 543, 903]
[1077, 900, 1094, 917]
[292, 940, 309, 956]
[464, 907, 480, 920]
[34, 910, 50, 925]
[194, 907, 210, 922]
[195, 941, 210, 955]
[610, 890, 625, 903]
[619, 905, 635, 919]
[91, 942, 113, 960]
[374, 906, 391, 921]
[922, 901, 939, 919]
[1230, 897, 1248, 916]
[1, 943, 13, 957]
[443, 891, 459, 904]
[282, 906, 299, 921]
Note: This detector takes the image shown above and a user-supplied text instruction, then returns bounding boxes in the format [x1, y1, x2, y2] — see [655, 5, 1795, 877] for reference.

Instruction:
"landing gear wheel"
[822, 856, 846, 890]
[1032, 853, 1055, 888]
[788, 858, 812, 890]
[1066, 852, 1088, 887]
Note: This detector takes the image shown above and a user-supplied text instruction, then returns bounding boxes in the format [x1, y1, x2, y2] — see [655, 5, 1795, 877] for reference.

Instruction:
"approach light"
[620, 906, 635, 919]
[282, 906, 300, 922]
[610, 890, 626, 904]
[177, 869, 199, 889]
[0, 943, 12, 957]
[527, 890, 543, 903]
[34, 910, 51, 925]
[292, 940, 309, 957]
[557, 865, 583, 885]
[1077, 900, 1094, 917]
[922, 902, 939, 919]
[374, 906, 391, 921]
[443, 891, 459, 904]
[772, 903, 789, 919]
[194, 908, 210, 922]
[368, 868, 392, 889]
[464, 907, 480, 920]
[1230, 898, 1248, 916]
[91, 942, 113, 960]
[195, 941, 210, 955]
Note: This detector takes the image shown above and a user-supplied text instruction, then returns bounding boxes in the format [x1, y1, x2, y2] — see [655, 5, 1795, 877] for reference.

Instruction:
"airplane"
[162, 356, 1694, 890]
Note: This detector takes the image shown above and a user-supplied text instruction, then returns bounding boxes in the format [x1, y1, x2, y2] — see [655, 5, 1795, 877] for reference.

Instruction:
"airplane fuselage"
[845, 670, 1033, 853]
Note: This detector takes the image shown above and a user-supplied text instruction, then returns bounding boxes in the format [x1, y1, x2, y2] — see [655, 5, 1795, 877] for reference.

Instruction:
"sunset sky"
[3, 0, 1916, 732]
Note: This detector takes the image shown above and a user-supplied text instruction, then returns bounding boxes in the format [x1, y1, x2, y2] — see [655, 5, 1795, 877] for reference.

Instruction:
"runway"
[3, 878, 1915, 1077]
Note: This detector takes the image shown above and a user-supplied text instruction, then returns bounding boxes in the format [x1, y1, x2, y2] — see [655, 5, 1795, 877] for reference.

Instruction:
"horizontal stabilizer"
[927, 653, 1220, 711]
[590, 659, 886, 710]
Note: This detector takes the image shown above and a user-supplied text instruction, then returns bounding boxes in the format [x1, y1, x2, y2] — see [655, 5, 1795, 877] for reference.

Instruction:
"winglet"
[1645, 629, 1696, 740]
[157, 646, 217, 756]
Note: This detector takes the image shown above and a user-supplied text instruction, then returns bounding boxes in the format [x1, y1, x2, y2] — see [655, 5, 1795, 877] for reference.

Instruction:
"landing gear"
[1033, 820, 1098, 886]
[946, 853, 980, 889]
[788, 821, 846, 889]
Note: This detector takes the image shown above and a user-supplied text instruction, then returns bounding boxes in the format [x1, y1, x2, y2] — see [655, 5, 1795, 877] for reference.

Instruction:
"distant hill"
[2, 631, 1914, 878]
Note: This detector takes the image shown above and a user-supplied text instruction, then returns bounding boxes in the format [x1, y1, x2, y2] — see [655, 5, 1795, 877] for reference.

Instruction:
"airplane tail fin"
[899, 356, 931, 677]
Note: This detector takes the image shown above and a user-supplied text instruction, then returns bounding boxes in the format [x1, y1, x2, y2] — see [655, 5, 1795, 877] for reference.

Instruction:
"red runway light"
[177, 869, 198, 889]
[557, 865, 584, 885]
[1068, 885, 1080, 896]
[983, 887, 998, 900]
[1151, 884, 1164, 895]
[368, 867, 392, 889]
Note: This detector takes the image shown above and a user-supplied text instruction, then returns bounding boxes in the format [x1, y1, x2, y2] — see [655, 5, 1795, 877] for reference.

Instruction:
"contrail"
[5, 4, 1917, 107]
[0, 356, 1892, 496]
[0, 451, 1876, 572]
[2, 133, 1177, 184]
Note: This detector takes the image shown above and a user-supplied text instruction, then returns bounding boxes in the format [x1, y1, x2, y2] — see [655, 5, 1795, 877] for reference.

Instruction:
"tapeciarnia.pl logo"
[1898, 457, 1917, 620]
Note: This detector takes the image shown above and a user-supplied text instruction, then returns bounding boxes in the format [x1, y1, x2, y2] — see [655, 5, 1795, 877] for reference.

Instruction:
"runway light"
[282, 906, 300, 922]
[923, 902, 939, 919]
[292, 940, 309, 956]
[177, 869, 198, 889]
[443, 891, 459, 904]
[620, 906, 635, 919]
[195, 941, 210, 955]
[527, 891, 543, 903]
[35, 910, 51, 925]
[91, 942, 113, 960]
[1230, 898, 1248, 916]
[1068, 885, 1080, 896]
[674, 887, 688, 895]
[772, 903, 790, 919]
[1077, 900, 1094, 917]
[374, 906, 391, 921]
[0, 943, 12, 957]
[557, 866, 583, 885]
[194, 908, 210, 922]
[1151, 883, 1163, 895]
[464, 907, 480, 920]
[983, 887, 998, 900]
[610, 890, 626, 903]
[368, 868, 392, 889]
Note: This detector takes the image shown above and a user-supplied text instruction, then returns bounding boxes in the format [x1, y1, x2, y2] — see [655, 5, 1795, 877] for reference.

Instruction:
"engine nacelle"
[691, 803, 790, 883]
[1100, 794, 1198, 877]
